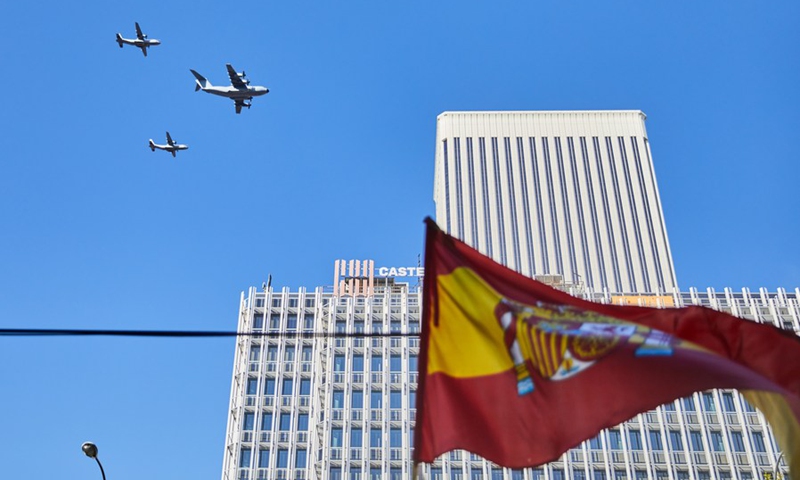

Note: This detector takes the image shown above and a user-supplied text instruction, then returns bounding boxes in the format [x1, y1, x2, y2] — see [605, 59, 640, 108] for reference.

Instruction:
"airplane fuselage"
[117, 36, 161, 48]
[152, 143, 188, 153]
[202, 85, 269, 100]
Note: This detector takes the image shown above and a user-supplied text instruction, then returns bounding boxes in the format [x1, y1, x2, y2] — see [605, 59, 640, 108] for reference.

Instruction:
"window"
[300, 379, 311, 396]
[282, 378, 293, 395]
[352, 390, 364, 409]
[524, 470, 537, 480]
[751, 431, 766, 452]
[573, 469, 586, 480]
[629, 430, 642, 450]
[371, 391, 382, 409]
[552, 469, 564, 480]
[710, 431, 724, 451]
[390, 354, 402, 372]
[589, 435, 602, 450]
[613, 471, 626, 480]
[264, 379, 276, 395]
[682, 396, 696, 412]
[243, 412, 255, 431]
[370, 428, 382, 447]
[296, 449, 307, 468]
[390, 468, 402, 480]
[471, 471, 484, 480]
[669, 430, 683, 450]
[648, 430, 663, 450]
[450, 470, 463, 480]
[330, 467, 342, 480]
[331, 428, 343, 447]
[390, 390, 402, 409]
[593, 471, 606, 480]
[634, 471, 647, 480]
[279, 413, 291, 431]
[284, 346, 295, 362]
[350, 466, 362, 480]
[722, 392, 736, 412]
[352, 355, 364, 372]
[730, 431, 745, 452]
[333, 390, 344, 409]
[261, 412, 273, 430]
[254, 314, 264, 328]
[277, 449, 288, 468]
[239, 448, 251, 467]
[258, 449, 270, 468]
[662, 401, 676, 411]
[249, 346, 261, 362]
[702, 393, 715, 411]
[287, 314, 297, 330]
[334, 355, 346, 372]
[431, 468, 443, 480]
[267, 345, 278, 361]
[390, 428, 402, 447]
[690, 431, 704, 451]
[246, 378, 258, 395]
[269, 314, 280, 329]
[608, 430, 622, 450]
[371, 355, 383, 371]
[743, 398, 757, 412]
[297, 413, 308, 431]
[351, 428, 363, 448]
[409, 355, 418, 371]
[302, 346, 313, 362]
[410, 390, 417, 409]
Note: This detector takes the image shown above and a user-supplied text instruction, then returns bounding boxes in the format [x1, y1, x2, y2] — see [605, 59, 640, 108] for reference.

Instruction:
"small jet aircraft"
[116, 22, 161, 57]
[190, 64, 269, 114]
[149, 132, 188, 157]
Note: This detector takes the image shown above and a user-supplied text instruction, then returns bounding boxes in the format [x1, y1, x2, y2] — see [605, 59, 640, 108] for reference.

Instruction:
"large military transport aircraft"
[116, 22, 161, 57]
[190, 64, 269, 114]
[149, 132, 188, 157]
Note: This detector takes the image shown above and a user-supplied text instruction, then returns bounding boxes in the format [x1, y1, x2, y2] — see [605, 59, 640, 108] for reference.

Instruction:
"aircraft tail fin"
[149, 140, 155, 152]
[190, 69, 211, 91]
[116, 33, 123, 48]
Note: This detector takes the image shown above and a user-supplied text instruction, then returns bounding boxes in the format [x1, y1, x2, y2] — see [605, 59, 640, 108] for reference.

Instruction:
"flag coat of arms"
[414, 218, 800, 474]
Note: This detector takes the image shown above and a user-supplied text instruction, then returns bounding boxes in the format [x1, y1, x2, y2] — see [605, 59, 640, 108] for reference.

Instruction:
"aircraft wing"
[135, 22, 145, 40]
[141, 46, 148, 57]
[166, 131, 175, 145]
[226, 64, 248, 89]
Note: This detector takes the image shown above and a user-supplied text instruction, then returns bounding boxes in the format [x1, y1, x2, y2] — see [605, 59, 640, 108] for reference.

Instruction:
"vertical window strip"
[555, 137, 578, 281]
[504, 137, 522, 269]
[617, 136, 650, 292]
[542, 137, 564, 275]
[580, 137, 606, 289]
[516, 137, 535, 274]
[491, 138, 507, 264]
[442, 139, 451, 234]
[644, 138, 677, 289]
[453, 137, 465, 240]
[567, 137, 592, 288]
[593, 137, 622, 291]
[631, 137, 666, 292]
[466, 138, 479, 248]
[479, 138, 493, 258]
[529, 137, 549, 272]
[605, 136, 636, 291]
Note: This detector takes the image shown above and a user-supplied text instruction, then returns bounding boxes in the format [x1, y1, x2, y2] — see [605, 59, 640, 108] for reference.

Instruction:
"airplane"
[116, 22, 161, 57]
[190, 64, 269, 114]
[149, 132, 188, 157]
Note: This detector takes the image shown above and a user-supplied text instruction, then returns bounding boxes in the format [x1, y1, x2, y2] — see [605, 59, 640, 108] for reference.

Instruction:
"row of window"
[330, 427, 413, 448]
[333, 354, 418, 372]
[331, 389, 416, 410]
[246, 377, 312, 396]
[239, 447, 306, 469]
[242, 411, 309, 432]
[586, 428, 766, 453]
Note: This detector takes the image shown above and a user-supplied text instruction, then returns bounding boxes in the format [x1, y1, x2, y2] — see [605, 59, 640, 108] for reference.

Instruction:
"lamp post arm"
[94, 456, 107, 480]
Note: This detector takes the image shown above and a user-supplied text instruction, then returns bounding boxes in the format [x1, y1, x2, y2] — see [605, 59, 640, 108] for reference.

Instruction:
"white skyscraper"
[433, 111, 677, 294]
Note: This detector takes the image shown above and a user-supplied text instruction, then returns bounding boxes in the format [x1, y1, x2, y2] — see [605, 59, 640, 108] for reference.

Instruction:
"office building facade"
[221, 276, 797, 480]
[433, 111, 677, 294]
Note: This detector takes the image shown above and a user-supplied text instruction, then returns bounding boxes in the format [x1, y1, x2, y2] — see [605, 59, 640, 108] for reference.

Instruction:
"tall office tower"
[221, 269, 798, 480]
[433, 111, 678, 294]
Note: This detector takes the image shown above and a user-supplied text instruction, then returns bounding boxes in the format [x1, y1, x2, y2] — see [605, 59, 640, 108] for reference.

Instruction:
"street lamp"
[81, 442, 107, 480]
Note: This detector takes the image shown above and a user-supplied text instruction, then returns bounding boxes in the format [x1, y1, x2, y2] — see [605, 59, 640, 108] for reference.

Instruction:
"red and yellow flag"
[414, 218, 800, 473]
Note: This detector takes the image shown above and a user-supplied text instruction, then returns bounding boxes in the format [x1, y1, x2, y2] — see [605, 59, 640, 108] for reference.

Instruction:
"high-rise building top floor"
[434, 110, 677, 294]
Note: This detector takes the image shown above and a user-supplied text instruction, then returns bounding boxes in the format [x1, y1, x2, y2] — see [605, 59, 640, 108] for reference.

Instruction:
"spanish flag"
[414, 218, 800, 474]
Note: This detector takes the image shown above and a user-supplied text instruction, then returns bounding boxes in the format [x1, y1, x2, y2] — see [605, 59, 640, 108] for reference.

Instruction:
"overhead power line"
[0, 328, 421, 338]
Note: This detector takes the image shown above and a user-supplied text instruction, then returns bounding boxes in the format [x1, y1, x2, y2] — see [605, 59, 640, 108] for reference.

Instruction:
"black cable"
[0, 328, 420, 338]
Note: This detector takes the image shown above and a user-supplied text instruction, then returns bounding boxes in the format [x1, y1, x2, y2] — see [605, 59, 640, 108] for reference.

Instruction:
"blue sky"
[0, 2, 797, 479]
